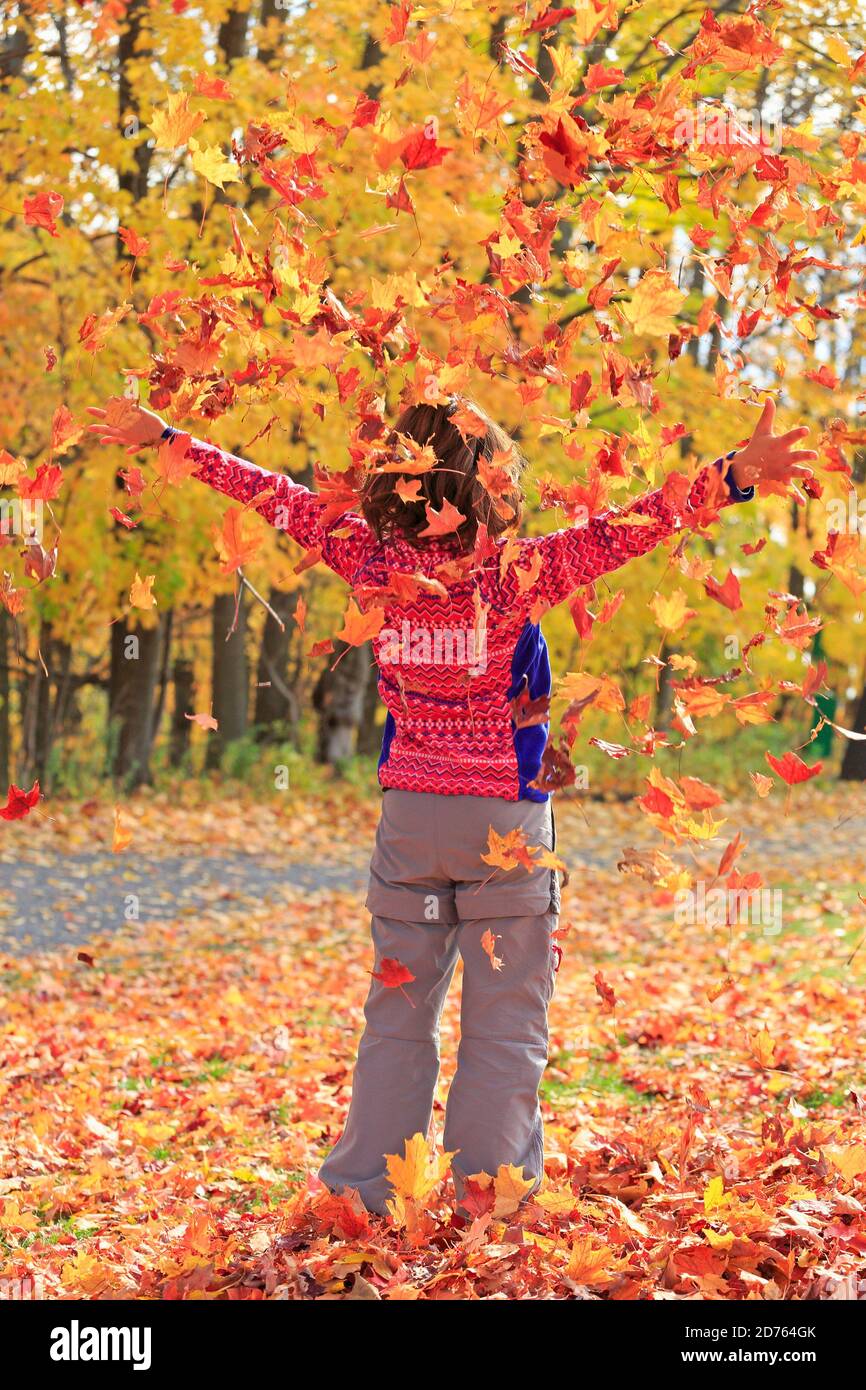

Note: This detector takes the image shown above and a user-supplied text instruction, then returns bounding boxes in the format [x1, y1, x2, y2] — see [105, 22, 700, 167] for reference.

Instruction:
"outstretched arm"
[512, 400, 816, 612]
[88, 399, 376, 585]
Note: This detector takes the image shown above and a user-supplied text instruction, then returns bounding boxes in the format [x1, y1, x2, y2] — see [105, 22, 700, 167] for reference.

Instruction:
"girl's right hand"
[87, 397, 167, 454]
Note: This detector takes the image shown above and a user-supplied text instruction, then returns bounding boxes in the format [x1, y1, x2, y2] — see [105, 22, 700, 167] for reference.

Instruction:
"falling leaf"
[112, 806, 133, 854]
[129, 572, 157, 609]
[185, 712, 218, 731]
[765, 751, 823, 785]
[0, 781, 40, 821]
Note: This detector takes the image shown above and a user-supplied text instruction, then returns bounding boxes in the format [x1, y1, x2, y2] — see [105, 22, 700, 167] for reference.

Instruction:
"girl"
[89, 393, 815, 1215]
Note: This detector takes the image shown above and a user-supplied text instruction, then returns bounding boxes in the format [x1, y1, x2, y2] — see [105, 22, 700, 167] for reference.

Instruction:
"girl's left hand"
[87, 397, 167, 454]
[727, 397, 818, 491]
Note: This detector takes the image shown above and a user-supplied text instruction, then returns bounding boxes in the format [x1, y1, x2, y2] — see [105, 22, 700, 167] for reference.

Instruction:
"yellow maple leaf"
[622, 270, 686, 337]
[825, 1144, 866, 1184]
[651, 587, 696, 632]
[703, 1175, 729, 1214]
[189, 137, 240, 190]
[534, 1187, 578, 1216]
[0, 1197, 39, 1232]
[491, 1163, 535, 1218]
[566, 1235, 624, 1286]
[749, 1026, 776, 1069]
[149, 91, 204, 150]
[558, 671, 624, 712]
[61, 1251, 111, 1295]
[129, 572, 156, 610]
[703, 1227, 735, 1249]
[385, 1133, 456, 1205]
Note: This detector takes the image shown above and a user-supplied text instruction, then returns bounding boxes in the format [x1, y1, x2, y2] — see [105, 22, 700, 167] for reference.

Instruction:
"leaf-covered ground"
[1, 787, 865, 1299]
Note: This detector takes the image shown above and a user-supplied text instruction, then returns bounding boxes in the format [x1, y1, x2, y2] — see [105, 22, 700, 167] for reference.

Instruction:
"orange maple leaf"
[336, 599, 385, 646]
[212, 507, 262, 575]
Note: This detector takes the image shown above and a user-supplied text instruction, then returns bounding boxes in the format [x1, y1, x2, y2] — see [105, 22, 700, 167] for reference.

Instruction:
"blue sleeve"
[715, 450, 754, 503]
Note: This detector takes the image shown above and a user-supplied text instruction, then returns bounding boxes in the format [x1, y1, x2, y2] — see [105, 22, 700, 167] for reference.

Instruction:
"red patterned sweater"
[174, 431, 753, 801]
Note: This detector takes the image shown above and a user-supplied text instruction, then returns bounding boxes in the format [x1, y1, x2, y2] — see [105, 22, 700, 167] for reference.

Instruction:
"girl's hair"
[360, 396, 527, 546]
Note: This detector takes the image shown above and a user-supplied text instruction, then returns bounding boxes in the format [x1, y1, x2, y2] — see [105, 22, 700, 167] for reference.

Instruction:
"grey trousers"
[317, 789, 560, 1215]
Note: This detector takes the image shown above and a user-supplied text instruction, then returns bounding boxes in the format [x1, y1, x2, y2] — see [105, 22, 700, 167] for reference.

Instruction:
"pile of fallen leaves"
[1, 787, 865, 1299]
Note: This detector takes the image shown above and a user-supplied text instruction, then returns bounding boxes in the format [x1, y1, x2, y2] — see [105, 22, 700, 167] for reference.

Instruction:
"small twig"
[237, 568, 285, 632]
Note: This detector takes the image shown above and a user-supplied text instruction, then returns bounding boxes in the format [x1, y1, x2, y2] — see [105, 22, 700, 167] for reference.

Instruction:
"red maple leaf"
[23, 190, 64, 237]
[0, 781, 41, 820]
[371, 956, 416, 1006]
[765, 750, 823, 785]
[704, 569, 742, 611]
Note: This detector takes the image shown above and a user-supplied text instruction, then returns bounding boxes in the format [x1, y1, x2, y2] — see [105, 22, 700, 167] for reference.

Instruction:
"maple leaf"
[23, 189, 63, 237]
[129, 572, 157, 610]
[651, 588, 697, 632]
[399, 126, 452, 171]
[149, 91, 204, 150]
[0, 781, 40, 820]
[155, 432, 197, 486]
[489, 1164, 535, 1218]
[566, 1236, 625, 1287]
[480, 928, 503, 972]
[384, 1133, 455, 1205]
[78, 303, 130, 354]
[119, 466, 147, 498]
[336, 599, 385, 646]
[824, 1145, 866, 1184]
[118, 226, 150, 258]
[371, 956, 416, 994]
[558, 671, 624, 712]
[50, 403, 82, 454]
[622, 270, 686, 337]
[748, 1026, 776, 1069]
[679, 776, 723, 812]
[212, 508, 262, 575]
[733, 691, 776, 726]
[0, 450, 25, 486]
[765, 750, 823, 785]
[593, 969, 618, 1012]
[417, 497, 466, 538]
[704, 569, 742, 611]
[750, 772, 774, 797]
[185, 712, 218, 731]
[481, 826, 538, 873]
[112, 806, 133, 854]
[19, 463, 63, 501]
[193, 72, 234, 100]
[189, 137, 240, 190]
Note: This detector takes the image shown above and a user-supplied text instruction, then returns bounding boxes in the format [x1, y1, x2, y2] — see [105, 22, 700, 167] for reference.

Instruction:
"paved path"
[0, 852, 367, 953]
[1, 798, 862, 954]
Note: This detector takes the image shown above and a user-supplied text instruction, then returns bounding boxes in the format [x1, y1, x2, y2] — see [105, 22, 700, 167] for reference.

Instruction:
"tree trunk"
[257, 0, 283, 64]
[218, 7, 251, 63]
[169, 657, 195, 765]
[108, 619, 164, 787]
[206, 592, 249, 768]
[840, 678, 866, 781]
[312, 641, 373, 764]
[253, 588, 299, 739]
[19, 620, 55, 790]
